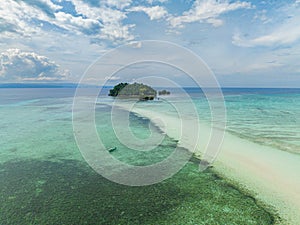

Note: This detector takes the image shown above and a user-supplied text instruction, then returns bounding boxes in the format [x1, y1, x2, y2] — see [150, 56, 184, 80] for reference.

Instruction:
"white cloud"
[253, 9, 271, 24]
[129, 41, 142, 48]
[0, 0, 81, 39]
[233, 29, 300, 47]
[128, 6, 168, 20]
[206, 18, 223, 27]
[147, 0, 169, 4]
[232, 2, 300, 47]
[0, 0, 135, 43]
[0, 49, 69, 81]
[71, 0, 135, 43]
[0, 0, 50, 37]
[105, 76, 121, 81]
[40, 0, 62, 10]
[54, 11, 101, 34]
[103, 0, 132, 9]
[169, 0, 252, 28]
[99, 23, 135, 43]
[71, 2, 127, 24]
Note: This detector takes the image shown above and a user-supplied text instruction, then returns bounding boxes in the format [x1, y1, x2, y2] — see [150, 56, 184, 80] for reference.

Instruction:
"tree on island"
[109, 82, 157, 100]
[108, 83, 128, 97]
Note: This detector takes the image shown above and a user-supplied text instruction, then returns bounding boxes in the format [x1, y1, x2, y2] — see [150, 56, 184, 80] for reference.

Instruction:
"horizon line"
[0, 83, 299, 89]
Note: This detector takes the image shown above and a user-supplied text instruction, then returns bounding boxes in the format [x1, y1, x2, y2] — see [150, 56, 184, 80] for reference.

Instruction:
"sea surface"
[154, 88, 300, 154]
[1, 86, 299, 224]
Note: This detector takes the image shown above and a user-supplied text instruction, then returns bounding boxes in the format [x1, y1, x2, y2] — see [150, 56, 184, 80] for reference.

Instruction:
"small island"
[109, 82, 157, 101]
[158, 89, 171, 95]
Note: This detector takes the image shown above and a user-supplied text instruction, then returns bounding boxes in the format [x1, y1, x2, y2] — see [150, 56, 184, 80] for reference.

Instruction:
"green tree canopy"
[108, 82, 157, 100]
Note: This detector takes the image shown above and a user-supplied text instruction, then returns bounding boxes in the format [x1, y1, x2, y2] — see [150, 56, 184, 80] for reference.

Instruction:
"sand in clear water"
[0, 90, 277, 224]
[117, 102, 300, 224]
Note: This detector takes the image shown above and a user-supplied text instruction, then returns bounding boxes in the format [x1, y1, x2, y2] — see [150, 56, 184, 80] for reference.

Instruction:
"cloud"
[39, 0, 62, 11]
[233, 9, 300, 47]
[54, 11, 101, 35]
[0, 0, 50, 37]
[128, 6, 168, 20]
[129, 41, 142, 48]
[71, 0, 135, 43]
[103, 0, 132, 9]
[99, 23, 135, 43]
[0, 49, 69, 81]
[0, 0, 135, 44]
[104, 76, 121, 81]
[168, 0, 253, 28]
[233, 29, 300, 47]
[147, 0, 169, 4]
[253, 9, 271, 24]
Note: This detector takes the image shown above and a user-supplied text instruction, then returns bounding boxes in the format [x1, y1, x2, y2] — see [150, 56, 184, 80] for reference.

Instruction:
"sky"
[0, 0, 300, 87]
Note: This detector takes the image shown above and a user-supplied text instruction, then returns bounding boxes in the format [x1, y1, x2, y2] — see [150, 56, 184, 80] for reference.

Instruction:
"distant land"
[0, 83, 106, 88]
[0, 83, 299, 95]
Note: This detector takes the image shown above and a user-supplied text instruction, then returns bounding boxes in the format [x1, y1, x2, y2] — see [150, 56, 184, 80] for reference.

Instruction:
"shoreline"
[214, 133, 300, 224]
[113, 102, 300, 224]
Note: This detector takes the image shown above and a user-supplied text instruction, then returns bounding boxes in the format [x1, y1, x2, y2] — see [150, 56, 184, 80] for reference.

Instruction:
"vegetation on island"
[109, 82, 157, 100]
[158, 90, 171, 95]
[108, 83, 129, 97]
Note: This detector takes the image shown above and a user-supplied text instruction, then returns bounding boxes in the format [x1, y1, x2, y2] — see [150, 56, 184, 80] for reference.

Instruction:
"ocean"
[1, 86, 299, 224]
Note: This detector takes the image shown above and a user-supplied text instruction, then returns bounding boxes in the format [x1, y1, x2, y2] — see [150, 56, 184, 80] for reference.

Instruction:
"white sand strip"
[216, 133, 300, 224]
[114, 102, 300, 224]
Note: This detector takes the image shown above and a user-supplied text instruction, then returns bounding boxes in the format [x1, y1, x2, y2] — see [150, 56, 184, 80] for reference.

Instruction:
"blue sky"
[0, 0, 299, 87]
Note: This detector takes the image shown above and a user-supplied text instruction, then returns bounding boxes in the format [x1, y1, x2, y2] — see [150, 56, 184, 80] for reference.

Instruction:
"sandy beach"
[115, 102, 300, 224]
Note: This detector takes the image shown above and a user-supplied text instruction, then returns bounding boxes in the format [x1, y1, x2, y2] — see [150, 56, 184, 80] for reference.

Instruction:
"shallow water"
[0, 88, 280, 224]
[0, 159, 275, 224]
[137, 88, 300, 154]
[222, 89, 300, 153]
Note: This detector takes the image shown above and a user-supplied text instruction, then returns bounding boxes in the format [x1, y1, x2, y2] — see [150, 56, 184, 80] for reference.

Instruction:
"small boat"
[108, 147, 117, 152]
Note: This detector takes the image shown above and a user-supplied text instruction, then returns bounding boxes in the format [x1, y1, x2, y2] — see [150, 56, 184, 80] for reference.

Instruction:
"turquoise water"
[1, 87, 296, 224]
[137, 88, 300, 154]
[223, 89, 300, 153]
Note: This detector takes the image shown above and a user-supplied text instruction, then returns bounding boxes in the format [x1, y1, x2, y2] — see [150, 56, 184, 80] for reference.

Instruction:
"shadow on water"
[0, 159, 276, 225]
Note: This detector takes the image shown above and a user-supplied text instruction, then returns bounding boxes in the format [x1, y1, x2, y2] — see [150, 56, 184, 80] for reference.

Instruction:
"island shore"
[114, 102, 300, 224]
